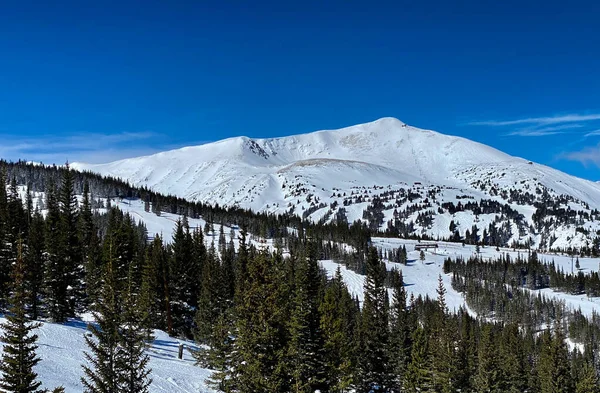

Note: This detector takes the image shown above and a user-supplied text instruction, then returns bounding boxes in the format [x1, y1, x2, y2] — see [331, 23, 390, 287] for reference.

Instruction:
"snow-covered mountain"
[73, 117, 600, 250]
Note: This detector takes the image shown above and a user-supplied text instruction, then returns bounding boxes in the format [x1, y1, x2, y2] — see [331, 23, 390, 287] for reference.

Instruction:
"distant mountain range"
[73, 117, 600, 251]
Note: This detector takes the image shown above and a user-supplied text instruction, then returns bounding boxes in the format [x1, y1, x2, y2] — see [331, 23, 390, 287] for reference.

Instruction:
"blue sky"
[1, 1, 600, 180]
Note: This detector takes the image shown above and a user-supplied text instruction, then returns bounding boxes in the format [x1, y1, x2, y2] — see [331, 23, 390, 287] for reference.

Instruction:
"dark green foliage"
[404, 327, 432, 392]
[81, 236, 152, 393]
[286, 249, 326, 392]
[58, 165, 82, 316]
[25, 212, 45, 320]
[81, 243, 122, 393]
[0, 243, 45, 393]
[118, 269, 152, 393]
[43, 181, 67, 322]
[356, 248, 393, 392]
[576, 362, 599, 393]
[234, 251, 288, 393]
[320, 267, 357, 391]
[388, 269, 411, 389]
[474, 324, 503, 392]
[538, 323, 573, 393]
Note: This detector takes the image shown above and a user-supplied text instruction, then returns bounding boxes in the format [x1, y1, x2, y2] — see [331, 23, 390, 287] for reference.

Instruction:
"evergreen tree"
[118, 267, 152, 393]
[474, 324, 503, 393]
[404, 326, 432, 392]
[576, 362, 599, 393]
[356, 247, 393, 392]
[81, 242, 122, 393]
[25, 211, 45, 320]
[44, 181, 67, 322]
[501, 323, 527, 393]
[0, 242, 46, 393]
[319, 267, 355, 392]
[538, 323, 573, 393]
[286, 249, 326, 393]
[78, 181, 99, 309]
[139, 236, 167, 332]
[58, 164, 82, 316]
[169, 219, 197, 336]
[234, 251, 287, 393]
[431, 275, 455, 393]
[195, 244, 223, 345]
[389, 269, 410, 390]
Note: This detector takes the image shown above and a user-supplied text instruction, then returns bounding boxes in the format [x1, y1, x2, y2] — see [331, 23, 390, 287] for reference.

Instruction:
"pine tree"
[195, 244, 223, 345]
[404, 326, 432, 392]
[169, 219, 197, 336]
[78, 181, 99, 309]
[356, 247, 393, 393]
[431, 275, 455, 393]
[320, 267, 356, 392]
[501, 323, 527, 393]
[118, 267, 152, 393]
[286, 249, 326, 393]
[203, 310, 236, 392]
[389, 269, 410, 390]
[0, 242, 47, 393]
[81, 242, 122, 393]
[234, 251, 287, 393]
[0, 168, 8, 310]
[576, 362, 599, 393]
[25, 211, 45, 320]
[44, 181, 67, 322]
[139, 236, 166, 332]
[474, 324, 503, 393]
[538, 322, 573, 393]
[58, 165, 82, 316]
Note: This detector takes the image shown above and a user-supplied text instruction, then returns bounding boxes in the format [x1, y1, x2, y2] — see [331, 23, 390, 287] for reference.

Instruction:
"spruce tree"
[118, 267, 152, 393]
[25, 211, 45, 320]
[538, 322, 573, 393]
[501, 323, 527, 393]
[286, 249, 326, 393]
[81, 242, 122, 393]
[319, 267, 355, 392]
[169, 219, 197, 336]
[0, 242, 46, 393]
[44, 181, 67, 322]
[58, 165, 82, 316]
[234, 251, 287, 393]
[576, 362, 599, 393]
[139, 236, 166, 332]
[389, 269, 410, 390]
[404, 326, 432, 392]
[431, 275, 455, 393]
[474, 324, 503, 392]
[356, 247, 393, 392]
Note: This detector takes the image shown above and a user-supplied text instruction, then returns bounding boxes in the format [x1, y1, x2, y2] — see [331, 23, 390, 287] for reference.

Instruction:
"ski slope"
[321, 237, 600, 319]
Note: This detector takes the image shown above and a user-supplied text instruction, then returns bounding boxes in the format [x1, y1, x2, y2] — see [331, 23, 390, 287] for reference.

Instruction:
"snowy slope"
[322, 237, 600, 319]
[22, 319, 214, 393]
[72, 117, 600, 249]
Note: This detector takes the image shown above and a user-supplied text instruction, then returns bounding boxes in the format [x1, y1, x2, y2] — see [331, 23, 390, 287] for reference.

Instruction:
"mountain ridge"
[73, 117, 600, 250]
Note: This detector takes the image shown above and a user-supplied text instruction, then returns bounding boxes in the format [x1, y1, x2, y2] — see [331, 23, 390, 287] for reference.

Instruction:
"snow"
[326, 237, 600, 319]
[0, 317, 215, 393]
[72, 117, 600, 250]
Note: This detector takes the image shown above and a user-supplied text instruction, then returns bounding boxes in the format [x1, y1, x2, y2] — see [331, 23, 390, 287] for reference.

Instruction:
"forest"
[0, 161, 597, 392]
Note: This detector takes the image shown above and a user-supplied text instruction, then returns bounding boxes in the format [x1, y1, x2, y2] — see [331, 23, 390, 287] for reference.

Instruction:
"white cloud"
[506, 124, 584, 137]
[468, 113, 600, 126]
[0, 131, 164, 164]
[559, 144, 600, 168]
[584, 129, 600, 138]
